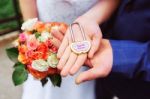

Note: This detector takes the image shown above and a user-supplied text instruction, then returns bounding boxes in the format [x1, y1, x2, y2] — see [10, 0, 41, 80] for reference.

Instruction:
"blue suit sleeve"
[110, 40, 150, 81]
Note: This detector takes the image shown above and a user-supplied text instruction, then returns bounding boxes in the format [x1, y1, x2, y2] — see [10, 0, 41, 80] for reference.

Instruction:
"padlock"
[69, 22, 91, 54]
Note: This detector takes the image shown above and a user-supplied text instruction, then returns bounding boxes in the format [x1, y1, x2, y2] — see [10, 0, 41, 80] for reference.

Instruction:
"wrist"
[81, 14, 101, 24]
[75, 15, 99, 26]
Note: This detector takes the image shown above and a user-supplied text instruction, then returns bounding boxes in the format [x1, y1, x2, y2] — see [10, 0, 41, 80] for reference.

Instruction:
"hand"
[75, 39, 113, 84]
[50, 23, 67, 48]
[57, 16, 102, 77]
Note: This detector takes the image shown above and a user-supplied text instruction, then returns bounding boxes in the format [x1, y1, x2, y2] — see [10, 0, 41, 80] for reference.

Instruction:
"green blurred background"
[0, 1, 22, 99]
[0, 0, 21, 35]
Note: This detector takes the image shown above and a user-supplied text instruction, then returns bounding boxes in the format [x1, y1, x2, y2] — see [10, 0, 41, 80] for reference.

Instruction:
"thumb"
[75, 67, 101, 84]
[88, 33, 101, 58]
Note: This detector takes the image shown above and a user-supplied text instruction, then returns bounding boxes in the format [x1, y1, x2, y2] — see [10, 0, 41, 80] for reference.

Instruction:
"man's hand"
[76, 39, 113, 84]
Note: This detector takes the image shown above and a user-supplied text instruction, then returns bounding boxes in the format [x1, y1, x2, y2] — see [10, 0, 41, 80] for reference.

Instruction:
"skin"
[19, 0, 38, 20]
[76, 39, 113, 84]
[57, 0, 120, 82]
[19, 0, 120, 84]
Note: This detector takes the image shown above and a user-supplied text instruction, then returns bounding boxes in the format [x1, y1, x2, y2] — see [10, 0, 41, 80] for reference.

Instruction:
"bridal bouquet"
[6, 18, 68, 87]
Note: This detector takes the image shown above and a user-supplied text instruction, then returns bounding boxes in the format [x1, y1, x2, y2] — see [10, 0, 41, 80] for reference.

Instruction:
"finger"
[59, 23, 68, 35]
[51, 38, 61, 48]
[51, 28, 64, 41]
[61, 52, 77, 77]
[84, 59, 93, 68]
[88, 34, 101, 58]
[75, 67, 103, 84]
[57, 46, 71, 70]
[69, 54, 87, 75]
[57, 34, 69, 58]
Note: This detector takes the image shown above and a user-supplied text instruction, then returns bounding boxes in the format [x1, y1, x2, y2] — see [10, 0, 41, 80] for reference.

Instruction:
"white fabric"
[22, 0, 99, 99]
[37, 0, 98, 24]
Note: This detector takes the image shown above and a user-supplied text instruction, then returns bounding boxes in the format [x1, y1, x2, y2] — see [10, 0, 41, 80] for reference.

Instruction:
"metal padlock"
[69, 22, 91, 54]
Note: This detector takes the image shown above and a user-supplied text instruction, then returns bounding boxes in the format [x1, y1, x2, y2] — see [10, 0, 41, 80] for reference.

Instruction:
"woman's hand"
[76, 39, 113, 84]
[57, 16, 102, 77]
[50, 23, 67, 48]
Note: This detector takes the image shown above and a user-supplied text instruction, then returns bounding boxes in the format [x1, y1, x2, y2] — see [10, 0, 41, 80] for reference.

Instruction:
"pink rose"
[19, 33, 27, 42]
[27, 35, 38, 50]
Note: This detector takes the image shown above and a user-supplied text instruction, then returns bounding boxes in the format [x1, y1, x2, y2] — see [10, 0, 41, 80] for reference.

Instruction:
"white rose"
[38, 31, 52, 42]
[21, 18, 38, 31]
[31, 59, 49, 72]
[47, 53, 58, 68]
[42, 31, 53, 39]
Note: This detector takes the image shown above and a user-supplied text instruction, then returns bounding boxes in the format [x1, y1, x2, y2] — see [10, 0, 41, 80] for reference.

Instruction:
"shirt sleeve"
[110, 40, 150, 81]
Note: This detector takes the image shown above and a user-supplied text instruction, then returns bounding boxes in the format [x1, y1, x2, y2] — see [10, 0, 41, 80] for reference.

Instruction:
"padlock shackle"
[69, 22, 86, 42]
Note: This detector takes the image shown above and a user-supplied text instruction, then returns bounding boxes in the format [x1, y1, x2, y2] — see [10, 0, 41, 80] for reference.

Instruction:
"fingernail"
[75, 81, 80, 85]
[75, 78, 82, 85]
[61, 71, 67, 77]
[69, 71, 75, 76]
[57, 65, 62, 70]
[57, 66, 61, 70]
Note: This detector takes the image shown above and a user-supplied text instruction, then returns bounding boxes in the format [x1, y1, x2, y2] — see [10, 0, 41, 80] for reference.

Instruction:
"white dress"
[22, 0, 99, 99]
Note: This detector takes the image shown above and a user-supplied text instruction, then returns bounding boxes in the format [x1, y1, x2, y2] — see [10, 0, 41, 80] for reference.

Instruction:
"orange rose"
[27, 65, 58, 79]
[34, 22, 45, 32]
[37, 43, 48, 53]
[18, 45, 28, 54]
[51, 22, 60, 27]
[32, 52, 48, 60]
[50, 22, 68, 34]
[18, 53, 28, 64]
[27, 65, 47, 79]
[45, 23, 52, 32]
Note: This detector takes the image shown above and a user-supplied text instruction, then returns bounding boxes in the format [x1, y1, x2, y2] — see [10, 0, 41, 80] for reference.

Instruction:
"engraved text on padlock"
[71, 41, 91, 54]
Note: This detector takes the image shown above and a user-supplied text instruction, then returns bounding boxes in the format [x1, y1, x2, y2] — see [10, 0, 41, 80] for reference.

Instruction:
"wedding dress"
[22, 0, 98, 99]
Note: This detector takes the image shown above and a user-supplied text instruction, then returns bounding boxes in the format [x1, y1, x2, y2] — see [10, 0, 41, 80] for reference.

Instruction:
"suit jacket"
[101, 0, 150, 81]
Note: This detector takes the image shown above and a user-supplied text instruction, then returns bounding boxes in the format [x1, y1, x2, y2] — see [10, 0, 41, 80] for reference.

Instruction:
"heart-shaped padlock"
[69, 22, 91, 54]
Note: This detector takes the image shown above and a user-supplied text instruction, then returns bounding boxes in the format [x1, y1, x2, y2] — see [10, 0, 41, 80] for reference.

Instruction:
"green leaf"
[41, 78, 48, 87]
[6, 47, 18, 62]
[49, 74, 62, 87]
[13, 62, 24, 68]
[12, 66, 28, 86]
[35, 32, 41, 38]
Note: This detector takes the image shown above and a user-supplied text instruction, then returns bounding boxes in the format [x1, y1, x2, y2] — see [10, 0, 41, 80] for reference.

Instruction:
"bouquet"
[6, 18, 68, 87]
